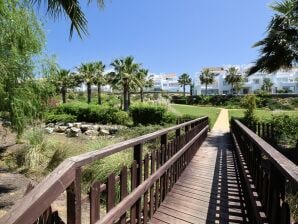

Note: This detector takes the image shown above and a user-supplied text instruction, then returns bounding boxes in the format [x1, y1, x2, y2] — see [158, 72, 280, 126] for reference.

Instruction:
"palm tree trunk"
[140, 88, 144, 102]
[205, 84, 207, 96]
[87, 83, 91, 104]
[123, 82, 129, 111]
[231, 84, 234, 95]
[183, 85, 186, 97]
[98, 84, 102, 105]
[61, 86, 66, 103]
[128, 90, 131, 107]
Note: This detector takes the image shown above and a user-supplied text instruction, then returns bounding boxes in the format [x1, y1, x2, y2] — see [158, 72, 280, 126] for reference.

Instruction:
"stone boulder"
[67, 127, 81, 137]
[45, 127, 54, 134]
[73, 123, 82, 128]
[80, 124, 93, 133]
[84, 130, 99, 137]
[54, 126, 68, 133]
[99, 129, 110, 135]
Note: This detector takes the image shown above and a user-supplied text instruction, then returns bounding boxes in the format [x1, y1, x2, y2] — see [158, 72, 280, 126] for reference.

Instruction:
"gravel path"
[212, 108, 230, 133]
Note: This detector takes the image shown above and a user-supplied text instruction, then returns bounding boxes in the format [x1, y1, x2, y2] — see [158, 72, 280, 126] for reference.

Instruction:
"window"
[253, 79, 260, 84]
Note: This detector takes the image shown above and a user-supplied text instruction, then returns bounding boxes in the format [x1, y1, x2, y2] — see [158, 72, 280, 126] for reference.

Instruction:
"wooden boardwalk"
[150, 131, 249, 224]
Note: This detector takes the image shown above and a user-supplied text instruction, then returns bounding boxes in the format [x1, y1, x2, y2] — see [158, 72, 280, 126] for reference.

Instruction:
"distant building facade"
[194, 65, 298, 95]
[148, 73, 187, 92]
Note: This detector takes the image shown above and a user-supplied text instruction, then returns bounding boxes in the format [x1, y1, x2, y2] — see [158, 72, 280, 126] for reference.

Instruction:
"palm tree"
[225, 67, 243, 94]
[51, 69, 74, 103]
[248, 0, 297, 75]
[178, 73, 192, 96]
[262, 78, 274, 93]
[199, 69, 215, 96]
[93, 61, 106, 104]
[136, 69, 154, 102]
[77, 62, 96, 104]
[32, 0, 105, 38]
[109, 56, 140, 111]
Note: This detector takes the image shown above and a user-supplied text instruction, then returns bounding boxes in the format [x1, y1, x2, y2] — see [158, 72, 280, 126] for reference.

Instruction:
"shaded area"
[150, 131, 248, 223]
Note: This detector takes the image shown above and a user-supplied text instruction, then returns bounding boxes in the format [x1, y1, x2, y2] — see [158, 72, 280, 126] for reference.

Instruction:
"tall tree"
[178, 73, 192, 96]
[199, 69, 215, 96]
[136, 68, 153, 102]
[50, 69, 75, 103]
[225, 67, 243, 94]
[109, 56, 140, 111]
[0, 0, 51, 137]
[93, 61, 106, 105]
[77, 62, 96, 104]
[248, 0, 298, 75]
[262, 78, 274, 93]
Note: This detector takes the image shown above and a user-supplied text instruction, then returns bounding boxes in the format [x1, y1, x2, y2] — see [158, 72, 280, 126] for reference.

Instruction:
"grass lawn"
[229, 109, 298, 121]
[169, 104, 221, 128]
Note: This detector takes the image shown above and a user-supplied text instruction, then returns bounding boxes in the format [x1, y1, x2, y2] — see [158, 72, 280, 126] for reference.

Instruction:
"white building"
[149, 73, 187, 92]
[194, 65, 298, 95]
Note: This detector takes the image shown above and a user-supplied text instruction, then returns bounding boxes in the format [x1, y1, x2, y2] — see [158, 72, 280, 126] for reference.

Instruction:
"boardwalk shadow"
[205, 132, 248, 224]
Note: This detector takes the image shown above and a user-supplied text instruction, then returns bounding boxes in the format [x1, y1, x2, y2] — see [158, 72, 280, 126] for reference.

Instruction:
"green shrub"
[242, 94, 257, 123]
[130, 103, 171, 125]
[45, 112, 77, 124]
[271, 115, 298, 147]
[55, 102, 127, 125]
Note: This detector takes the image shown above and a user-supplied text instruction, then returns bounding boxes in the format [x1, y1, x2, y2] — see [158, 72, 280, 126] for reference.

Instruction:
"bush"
[45, 112, 77, 124]
[271, 115, 298, 147]
[242, 94, 257, 123]
[130, 103, 173, 125]
[55, 102, 129, 125]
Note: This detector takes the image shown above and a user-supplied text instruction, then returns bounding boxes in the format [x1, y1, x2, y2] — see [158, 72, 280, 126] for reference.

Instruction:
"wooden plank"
[153, 211, 190, 224]
[90, 181, 101, 224]
[134, 144, 143, 223]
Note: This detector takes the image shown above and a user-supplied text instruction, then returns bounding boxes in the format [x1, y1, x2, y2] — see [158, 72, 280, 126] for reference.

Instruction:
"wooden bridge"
[0, 115, 297, 224]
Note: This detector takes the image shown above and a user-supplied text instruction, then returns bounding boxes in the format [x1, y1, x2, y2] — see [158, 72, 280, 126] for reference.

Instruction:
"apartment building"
[194, 65, 298, 95]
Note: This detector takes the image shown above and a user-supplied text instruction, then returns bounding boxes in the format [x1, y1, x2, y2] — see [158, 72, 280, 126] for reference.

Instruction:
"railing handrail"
[234, 119, 298, 183]
[0, 116, 208, 224]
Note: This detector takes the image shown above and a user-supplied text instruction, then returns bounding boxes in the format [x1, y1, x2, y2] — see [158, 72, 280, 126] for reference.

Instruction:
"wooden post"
[67, 168, 81, 224]
[133, 144, 142, 223]
[120, 166, 128, 224]
[90, 181, 101, 224]
[149, 151, 156, 218]
[130, 161, 137, 224]
[143, 154, 149, 223]
[106, 173, 115, 212]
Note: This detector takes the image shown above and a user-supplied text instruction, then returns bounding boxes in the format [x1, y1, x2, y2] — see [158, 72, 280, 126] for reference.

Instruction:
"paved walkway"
[150, 109, 248, 223]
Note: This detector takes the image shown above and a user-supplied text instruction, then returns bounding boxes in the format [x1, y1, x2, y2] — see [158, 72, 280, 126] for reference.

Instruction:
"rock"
[67, 123, 74, 128]
[56, 122, 66, 126]
[45, 127, 54, 134]
[109, 128, 118, 135]
[99, 129, 110, 135]
[80, 124, 93, 133]
[73, 123, 82, 128]
[84, 130, 99, 136]
[67, 127, 81, 137]
[54, 126, 68, 133]
[2, 121, 11, 127]
[47, 123, 55, 128]
[93, 125, 100, 131]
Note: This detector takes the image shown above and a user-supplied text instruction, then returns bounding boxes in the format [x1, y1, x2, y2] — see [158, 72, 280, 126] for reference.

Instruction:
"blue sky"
[42, 0, 273, 77]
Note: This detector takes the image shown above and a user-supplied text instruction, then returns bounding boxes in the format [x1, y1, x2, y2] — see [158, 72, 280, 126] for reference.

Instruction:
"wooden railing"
[246, 121, 298, 164]
[0, 117, 209, 224]
[231, 119, 298, 224]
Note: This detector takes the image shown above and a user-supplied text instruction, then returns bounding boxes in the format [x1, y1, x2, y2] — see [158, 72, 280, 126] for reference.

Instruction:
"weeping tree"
[109, 57, 140, 111]
[248, 0, 298, 75]
[199, 69, 215, 96]
[0, 0, 54, 138]
[225, 67, 243, 94]
[178, 73, 192, 96]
